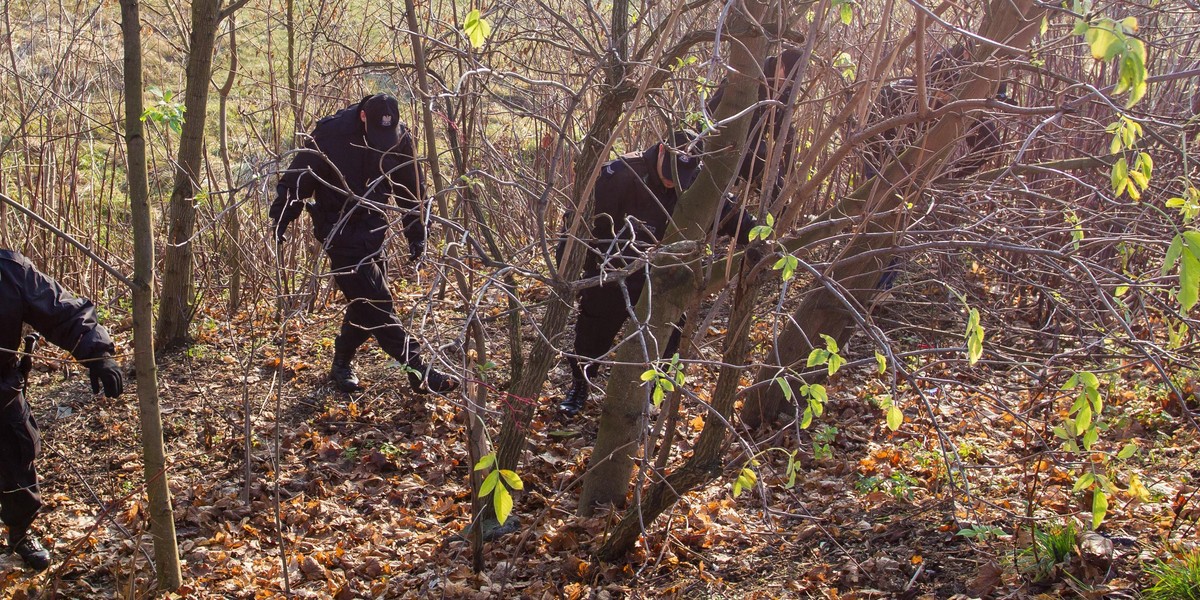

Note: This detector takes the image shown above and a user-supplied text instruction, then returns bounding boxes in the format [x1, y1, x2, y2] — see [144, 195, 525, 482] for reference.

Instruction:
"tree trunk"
[577, 5, 768, 514]
[217, 14, 241, 314]
[494, 0, 635, 476]
[741, 0, 1046, 427]
[601, 263, 759, 558]
[120, 0, 182, 589]
[156, 0, 223, 348]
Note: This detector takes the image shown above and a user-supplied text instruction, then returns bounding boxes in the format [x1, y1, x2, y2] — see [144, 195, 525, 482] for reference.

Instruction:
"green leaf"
[1092, 489, 1108, 529]
[800, 406, 813, 429]
[494, 484, 513, 526]
[1073, 472, 1095, 493]
[1182, 230, 1200, 259]
[462, 9, 492, 49]
[1116, 442, 1138, 460]
[640, 369, 657, 382]
[967, 335, 982, 366]
[839, 1, 853, 25]
[1163, 235, 1184, 275]
[808, 384, 828, 404]
[807, 348, 829, 367]
[875, 352, 887, 374]
[1079, 371, 1100, 390]
[499, 469, 524, 491]
[886, 404, 903, 431]
[1063, 373, 1081, 390]
[480, 471, 499, 497]
[1082, 425, 1100, 450]
[775, 377, 794, 401]
[827, 352, 845, 376]
[820, 334, 839, 354]
[1086, 25, 1117, 60]
[1112, 158, 1129, 196]
[474, 453, 496, 471]
[1181, 245, 1200, 311]
[773, 254, 799, 281]
[1077, 403, 1093, 433]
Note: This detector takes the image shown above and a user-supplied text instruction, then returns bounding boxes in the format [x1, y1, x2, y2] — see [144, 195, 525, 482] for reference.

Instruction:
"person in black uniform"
[271, 93, 458, 395]
[559, 132, 754, 416]
[707, 47, 803, 194]
[0, 249, 123, 570]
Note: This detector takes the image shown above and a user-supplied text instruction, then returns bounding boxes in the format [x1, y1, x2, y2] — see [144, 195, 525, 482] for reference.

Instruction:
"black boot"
[10, 534, 50, 571]
[330, 342, 362, 393]
[407, 362, 459, 395]
[559, 381, 588, 417]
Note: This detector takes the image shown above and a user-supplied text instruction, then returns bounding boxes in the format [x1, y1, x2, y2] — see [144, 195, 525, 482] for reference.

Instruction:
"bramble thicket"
[1, 0, 1200, 596]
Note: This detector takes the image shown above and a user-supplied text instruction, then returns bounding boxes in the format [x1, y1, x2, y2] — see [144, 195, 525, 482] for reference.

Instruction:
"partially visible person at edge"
[707, 47, 803, 194]
[556, 131, 754, 417]
[271, 93, 458, 395]
[0, 249, 123, 571]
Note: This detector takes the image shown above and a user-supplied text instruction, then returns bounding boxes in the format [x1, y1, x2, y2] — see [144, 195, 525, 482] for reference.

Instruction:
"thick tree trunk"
[577, 5, 767, 514]
[120, 0, 182, 589]
[600, 265, 759, 558]
[742, 0, 1045, 427]
[156, 0, 222, 348]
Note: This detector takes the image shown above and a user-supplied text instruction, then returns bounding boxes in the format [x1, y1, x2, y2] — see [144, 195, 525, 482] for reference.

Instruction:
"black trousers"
[327, 250, 421, 367]
[0, 372, 41, 545]
[569, 272, 682, 383]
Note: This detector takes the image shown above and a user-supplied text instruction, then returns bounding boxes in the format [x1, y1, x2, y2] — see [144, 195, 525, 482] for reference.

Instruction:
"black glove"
[409, 238, 425, 261]
[88, 356, 124, 398]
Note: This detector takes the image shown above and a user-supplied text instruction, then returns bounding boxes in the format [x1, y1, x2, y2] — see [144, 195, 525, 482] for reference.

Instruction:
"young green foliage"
[462, 9, 492, 49]
[965, 308, 985, 365]
[141, 86, 186, 134]
[474, 453, 523, 526]
[640, 353, 686, 407]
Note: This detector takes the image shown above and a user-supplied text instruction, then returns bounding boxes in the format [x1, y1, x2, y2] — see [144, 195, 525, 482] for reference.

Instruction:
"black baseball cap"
[663, 130, 703, 190]
[360, 94, 401, 151]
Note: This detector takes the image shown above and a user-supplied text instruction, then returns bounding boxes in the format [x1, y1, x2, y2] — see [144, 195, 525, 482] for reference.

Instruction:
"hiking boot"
[10, 536, 50, 571]
[408, 367, 459, 395]
[330, 342, 362, 393]
[559, 382, 588, 417]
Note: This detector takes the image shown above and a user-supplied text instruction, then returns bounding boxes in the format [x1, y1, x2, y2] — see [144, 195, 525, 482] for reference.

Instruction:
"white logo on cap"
[381, 115, 393, 126]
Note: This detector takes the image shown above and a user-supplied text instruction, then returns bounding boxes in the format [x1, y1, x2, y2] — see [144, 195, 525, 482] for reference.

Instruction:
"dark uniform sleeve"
[390, 126, 427, 248]
[14, 255, 115, 363]
[717, 193, 757, 245]
[271, 139, 324, 237]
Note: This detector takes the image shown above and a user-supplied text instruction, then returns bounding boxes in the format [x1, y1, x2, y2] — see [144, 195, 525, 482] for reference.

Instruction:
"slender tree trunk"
[741, 0, 1046, 427]
[156, 0, 223, 348]
[494, 0, 635, 476]
[120, 0, 182, 589]
[577, 4, 768, 514]
[217, 14, 241, 314]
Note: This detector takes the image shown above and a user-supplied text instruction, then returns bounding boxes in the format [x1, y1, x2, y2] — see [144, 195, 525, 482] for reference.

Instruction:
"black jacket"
[272, 97, 426, 255]
[0, 250, 115, 372]
[580, 145, 753, 278]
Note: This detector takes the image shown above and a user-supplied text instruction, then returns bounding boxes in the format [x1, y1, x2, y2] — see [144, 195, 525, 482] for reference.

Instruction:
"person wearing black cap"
[271, 94, 458, 395]
[0, 249, 123, 570]
[558, 132, 754, 416]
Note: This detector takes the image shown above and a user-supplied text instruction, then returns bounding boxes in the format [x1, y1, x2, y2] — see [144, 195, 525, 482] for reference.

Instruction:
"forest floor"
[1, 266, 1198, 599]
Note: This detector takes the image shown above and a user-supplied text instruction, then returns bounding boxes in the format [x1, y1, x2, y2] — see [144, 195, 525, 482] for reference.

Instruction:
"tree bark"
[156, 0, 223, 348]
[741, 0, 1046, 427]
[120, 0, 182, 589]
[600, 264, 759, 558]
[577, 3, 768, 514]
